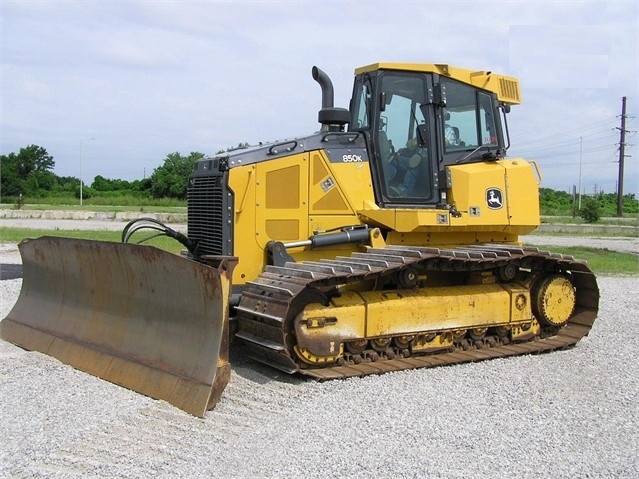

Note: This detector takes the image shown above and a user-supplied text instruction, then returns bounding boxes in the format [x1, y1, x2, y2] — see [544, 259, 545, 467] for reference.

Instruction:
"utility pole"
[616, 96, 627, 217]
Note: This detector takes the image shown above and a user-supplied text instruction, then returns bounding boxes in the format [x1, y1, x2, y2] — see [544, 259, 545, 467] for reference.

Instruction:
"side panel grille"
[187, 172, 233, 256]
[498, 78, 521, 104]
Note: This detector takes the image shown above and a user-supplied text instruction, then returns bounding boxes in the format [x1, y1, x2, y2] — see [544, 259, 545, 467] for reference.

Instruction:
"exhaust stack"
[312, 66, 349, 132]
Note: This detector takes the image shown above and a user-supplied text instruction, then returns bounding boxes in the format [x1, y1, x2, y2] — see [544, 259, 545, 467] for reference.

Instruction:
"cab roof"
[355, 62, 521, 105]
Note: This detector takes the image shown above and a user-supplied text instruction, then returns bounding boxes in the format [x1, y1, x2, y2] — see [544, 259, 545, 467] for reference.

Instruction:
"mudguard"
[0, 236, 236, 417]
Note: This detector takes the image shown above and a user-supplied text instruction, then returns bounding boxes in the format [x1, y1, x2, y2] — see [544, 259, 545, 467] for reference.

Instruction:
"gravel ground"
[1, 223, 638, 478]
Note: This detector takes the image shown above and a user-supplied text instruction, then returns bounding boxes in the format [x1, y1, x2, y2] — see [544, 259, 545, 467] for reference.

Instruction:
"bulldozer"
[1, 63, 600, 417]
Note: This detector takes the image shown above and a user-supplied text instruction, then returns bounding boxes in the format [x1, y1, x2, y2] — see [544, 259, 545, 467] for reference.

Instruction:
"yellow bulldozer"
[1, 63, 600, 417]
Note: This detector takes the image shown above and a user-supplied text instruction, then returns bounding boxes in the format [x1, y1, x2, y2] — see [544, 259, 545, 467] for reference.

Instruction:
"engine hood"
[193, 131, 369, 172]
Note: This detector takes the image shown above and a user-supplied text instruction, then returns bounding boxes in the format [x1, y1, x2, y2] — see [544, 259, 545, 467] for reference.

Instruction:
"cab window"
[377, 73, 431, 199]
[441, 79, 499, 153]
[350, 78, 371, 130]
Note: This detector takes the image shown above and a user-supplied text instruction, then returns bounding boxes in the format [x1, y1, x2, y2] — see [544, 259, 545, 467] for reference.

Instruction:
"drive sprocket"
[532, 274, 576, 327]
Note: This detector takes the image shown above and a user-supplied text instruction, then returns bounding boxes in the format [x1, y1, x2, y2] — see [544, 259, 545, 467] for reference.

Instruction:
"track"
[235, 244, 599, 378]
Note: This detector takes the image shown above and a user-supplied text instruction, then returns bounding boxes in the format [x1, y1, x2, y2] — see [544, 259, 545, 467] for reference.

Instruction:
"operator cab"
[349, 63, 514, 207]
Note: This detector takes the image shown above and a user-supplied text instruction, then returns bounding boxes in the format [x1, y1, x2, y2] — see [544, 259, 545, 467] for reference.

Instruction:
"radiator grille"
[187, 173, 232, 256]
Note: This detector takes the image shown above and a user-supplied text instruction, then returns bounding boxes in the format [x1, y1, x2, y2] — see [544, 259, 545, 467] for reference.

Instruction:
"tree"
[1, 152, 21, 196]
[91, 175, 113, 191]
[149, 151, 204, 199]
[24, 170, 57, 196]
[91, 175, 133, 192]
[18, 144, 55, 176]
[1, 145, 55, 197]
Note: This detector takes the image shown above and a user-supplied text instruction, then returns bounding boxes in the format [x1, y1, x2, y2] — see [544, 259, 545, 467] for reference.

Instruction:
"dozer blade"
[0, 236, 236, 417]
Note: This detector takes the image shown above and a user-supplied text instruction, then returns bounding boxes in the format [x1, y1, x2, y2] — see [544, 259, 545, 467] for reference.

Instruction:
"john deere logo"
[486, 188, 503, 209]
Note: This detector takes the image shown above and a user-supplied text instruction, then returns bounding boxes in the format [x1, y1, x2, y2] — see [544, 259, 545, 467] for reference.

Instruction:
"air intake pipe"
[312, 66, 350, 132]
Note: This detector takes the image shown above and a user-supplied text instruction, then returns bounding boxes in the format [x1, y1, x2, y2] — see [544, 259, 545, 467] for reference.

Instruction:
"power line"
[515, 142, 617, 157]
[514, 115, 618, 148]
[531, 159, 617, 168]
[514, 104, 617, 136]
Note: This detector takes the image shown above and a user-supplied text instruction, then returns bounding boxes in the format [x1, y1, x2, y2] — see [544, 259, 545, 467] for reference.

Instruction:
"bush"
[75, 185, 98, 200]
[580, 197, 601, 223]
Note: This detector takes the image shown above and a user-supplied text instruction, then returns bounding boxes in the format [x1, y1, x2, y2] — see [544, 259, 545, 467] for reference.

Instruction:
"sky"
[1, 0, 638, 196]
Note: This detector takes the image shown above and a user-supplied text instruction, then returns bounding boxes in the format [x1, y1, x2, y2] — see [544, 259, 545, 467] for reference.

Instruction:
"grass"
[527, 245, 638, 276]
[0, 228, 185, 255]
